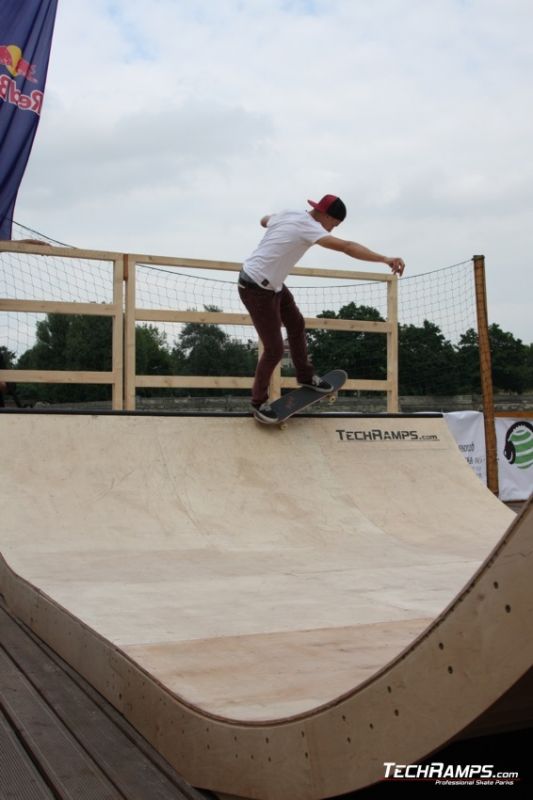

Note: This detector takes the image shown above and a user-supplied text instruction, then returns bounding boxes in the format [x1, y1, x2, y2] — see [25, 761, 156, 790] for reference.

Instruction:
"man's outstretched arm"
[317, 235, 405, 276]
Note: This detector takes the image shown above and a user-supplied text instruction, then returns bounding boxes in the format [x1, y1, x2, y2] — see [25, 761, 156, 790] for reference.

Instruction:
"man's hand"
[386, 257, 405, 276]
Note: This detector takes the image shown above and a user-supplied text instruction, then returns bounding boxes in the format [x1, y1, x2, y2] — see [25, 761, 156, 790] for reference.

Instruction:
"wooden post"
[111, 257, 124, 410]
[124, 255, 136, 411]
[386, 276, 399, 412]
[473, 255, 499, 496]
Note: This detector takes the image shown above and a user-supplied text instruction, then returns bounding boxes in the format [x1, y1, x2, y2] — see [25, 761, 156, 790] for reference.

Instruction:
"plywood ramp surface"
[1, 412, 532, 800]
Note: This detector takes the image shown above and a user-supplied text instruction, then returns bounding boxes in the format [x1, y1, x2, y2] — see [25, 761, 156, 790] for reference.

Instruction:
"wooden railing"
[1, 242, 399, 412]
[0, 242, 124, 409]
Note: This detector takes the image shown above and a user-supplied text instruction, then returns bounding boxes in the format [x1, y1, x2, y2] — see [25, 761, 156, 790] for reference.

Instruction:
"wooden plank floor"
[0, 599, 212, 800]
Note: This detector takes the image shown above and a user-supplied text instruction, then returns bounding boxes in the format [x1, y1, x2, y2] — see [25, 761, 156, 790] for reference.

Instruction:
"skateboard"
[255, 369, 348, 425]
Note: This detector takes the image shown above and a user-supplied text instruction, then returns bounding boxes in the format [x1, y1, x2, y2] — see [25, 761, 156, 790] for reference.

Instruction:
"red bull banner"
[0, 0, 58, 239]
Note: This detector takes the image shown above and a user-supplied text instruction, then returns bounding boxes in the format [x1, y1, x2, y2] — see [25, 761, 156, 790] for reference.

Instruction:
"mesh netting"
[2, 222, 114, 357]
[399, 260, 476, 344]
[1, 222, 479, 407]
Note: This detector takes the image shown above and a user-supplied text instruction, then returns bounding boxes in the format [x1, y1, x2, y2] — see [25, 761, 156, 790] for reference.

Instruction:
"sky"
[14, 0, 533, 343]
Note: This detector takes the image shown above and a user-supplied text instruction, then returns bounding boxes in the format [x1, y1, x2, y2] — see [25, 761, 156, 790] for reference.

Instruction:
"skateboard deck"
[256, 369, 348, 424]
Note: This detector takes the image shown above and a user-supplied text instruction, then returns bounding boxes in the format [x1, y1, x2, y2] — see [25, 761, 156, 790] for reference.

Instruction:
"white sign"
[444, 411, 487, 485]
[495, 417, 533, 501]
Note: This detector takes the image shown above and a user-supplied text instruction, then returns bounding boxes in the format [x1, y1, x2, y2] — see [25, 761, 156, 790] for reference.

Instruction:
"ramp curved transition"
[1, 412, 532, 799]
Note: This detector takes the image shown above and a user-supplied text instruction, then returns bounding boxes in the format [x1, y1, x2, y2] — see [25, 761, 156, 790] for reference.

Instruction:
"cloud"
[23, 101, 271, 203]
[13, 0, 533, 341]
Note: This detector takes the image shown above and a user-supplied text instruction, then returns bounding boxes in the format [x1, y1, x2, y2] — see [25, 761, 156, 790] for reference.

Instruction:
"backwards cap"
[307, 195, 346, 221]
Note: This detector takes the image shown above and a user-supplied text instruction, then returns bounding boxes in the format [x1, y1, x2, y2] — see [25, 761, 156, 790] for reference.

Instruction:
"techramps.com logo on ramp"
[335, 428, 440, 443]
[504, 422, 533, 470]
[384, 762, 519, 786]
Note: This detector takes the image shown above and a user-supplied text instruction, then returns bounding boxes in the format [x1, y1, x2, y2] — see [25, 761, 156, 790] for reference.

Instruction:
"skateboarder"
[238, 195, 405, 423]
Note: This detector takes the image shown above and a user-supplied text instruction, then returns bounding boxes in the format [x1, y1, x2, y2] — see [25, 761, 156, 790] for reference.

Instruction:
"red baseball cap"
[307, 194, 347, 221]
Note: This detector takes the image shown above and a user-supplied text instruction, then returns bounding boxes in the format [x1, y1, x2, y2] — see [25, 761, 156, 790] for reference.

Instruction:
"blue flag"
[0, 0, 58, 239]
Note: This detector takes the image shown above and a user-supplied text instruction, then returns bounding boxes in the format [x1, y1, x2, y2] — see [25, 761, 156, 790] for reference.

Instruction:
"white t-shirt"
[242, 210, 327, 292]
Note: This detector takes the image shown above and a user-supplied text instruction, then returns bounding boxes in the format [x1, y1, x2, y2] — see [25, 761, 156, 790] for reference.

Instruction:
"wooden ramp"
[1, 411, 532, 799]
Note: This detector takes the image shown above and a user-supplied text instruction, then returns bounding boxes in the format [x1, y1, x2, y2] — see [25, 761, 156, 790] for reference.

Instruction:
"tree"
[455, 328, 480, 393]
[16, 314, 173, 403]
[489, 324, 528, 393]
[170, 306, 257, 394]
[133, 324, 173, 398]
[136, 325, 172, 374]
[175, 309, 230, 376]
[18, 313, 72, 372]
[218, 339, 257, 377]
[526, 343, 533, 390]
[399, 320, 458, 395]
[455, 325, 529, 394]
[0, 345, 16, 369]
[17, 313, 113, 402]
[0, 345, 18, 406]
[307, 303, 387, 381]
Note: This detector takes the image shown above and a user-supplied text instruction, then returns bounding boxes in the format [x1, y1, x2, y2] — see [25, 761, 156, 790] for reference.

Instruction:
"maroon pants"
[238, 283, 314, 406]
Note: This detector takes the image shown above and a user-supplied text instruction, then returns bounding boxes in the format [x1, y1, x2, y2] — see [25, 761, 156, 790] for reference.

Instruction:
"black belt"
[238, 269, 275, 291]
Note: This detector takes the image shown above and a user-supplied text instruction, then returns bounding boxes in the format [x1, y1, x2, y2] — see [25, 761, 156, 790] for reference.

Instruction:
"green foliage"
[0, 345, 18, 406]
[526, 344, 533, 389]
[17, 316, 177, 403]
[170, 306, 256, 394]
[489, 324, 528, 393]
[455, 325, 530, 393]
[10, 305, 533, 404]
[0, 345, 16, 369]
[136, 325, 172, 374]
[173, 314, 229, 377]
[399, 320, 458, 395]
[13, 307, 258, 403]
[455, 328, 480, 392]
[307, 303, 387, 381]
[17, 314, 113, 403]
[135, 325, 173, 397]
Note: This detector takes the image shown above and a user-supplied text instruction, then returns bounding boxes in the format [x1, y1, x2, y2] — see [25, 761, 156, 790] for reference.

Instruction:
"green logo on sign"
[504, 422, 533, 470]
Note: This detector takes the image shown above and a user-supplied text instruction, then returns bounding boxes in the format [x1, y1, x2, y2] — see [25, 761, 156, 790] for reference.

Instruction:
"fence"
[0, 243, 124, 408]
[0, 241, 399, 412]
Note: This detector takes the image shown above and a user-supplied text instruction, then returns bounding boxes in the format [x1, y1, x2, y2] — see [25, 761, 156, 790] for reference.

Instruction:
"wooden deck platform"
[0, 598, 211, 800]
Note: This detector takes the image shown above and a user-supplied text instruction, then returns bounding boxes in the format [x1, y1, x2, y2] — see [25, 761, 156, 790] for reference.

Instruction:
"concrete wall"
[16, 392, 533, 415]
[134, 393, 533, 415]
